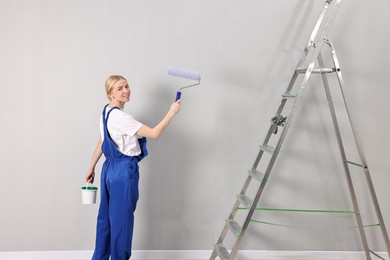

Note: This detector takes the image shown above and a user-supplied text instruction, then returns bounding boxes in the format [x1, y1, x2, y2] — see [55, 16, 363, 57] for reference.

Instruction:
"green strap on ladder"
[250, 219, 380, 230]
[237, 206, 380, 230]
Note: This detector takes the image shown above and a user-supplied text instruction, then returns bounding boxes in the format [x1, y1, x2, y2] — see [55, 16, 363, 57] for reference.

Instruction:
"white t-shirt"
[100, 107, 143, 156]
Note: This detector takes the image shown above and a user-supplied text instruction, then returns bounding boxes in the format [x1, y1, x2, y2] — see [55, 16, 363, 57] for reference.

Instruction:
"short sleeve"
[117, 112, 143, 137]
[105, 109, 143, 138]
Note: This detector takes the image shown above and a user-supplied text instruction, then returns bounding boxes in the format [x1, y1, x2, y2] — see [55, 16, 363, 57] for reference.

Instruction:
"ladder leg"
[229, 167, 270, 259]
[211, 123, 283, 260]
[210, 198, 242, 260]
[211, 94, 297, 260]
[325, 40, 390, 258]
[318, 52, 372, 260]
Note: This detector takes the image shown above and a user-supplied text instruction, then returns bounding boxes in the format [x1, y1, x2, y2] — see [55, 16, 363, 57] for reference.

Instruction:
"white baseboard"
[0, 250, 387, 259]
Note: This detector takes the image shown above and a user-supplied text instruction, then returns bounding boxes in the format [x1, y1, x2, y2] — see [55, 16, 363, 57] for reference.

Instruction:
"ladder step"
[259, 144, 275, 154]
[248, 169, 265, 181]
[237, 194, 253, 208]
[296, 67, 336, 74]
[282, 93, 297, 99]
[214, 244, 230, 260]
[226, 219, 242, 237]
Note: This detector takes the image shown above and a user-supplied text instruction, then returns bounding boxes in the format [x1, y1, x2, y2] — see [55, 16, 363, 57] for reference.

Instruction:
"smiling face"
[109, 79, 131, 103]
[105, 75, 131, 108]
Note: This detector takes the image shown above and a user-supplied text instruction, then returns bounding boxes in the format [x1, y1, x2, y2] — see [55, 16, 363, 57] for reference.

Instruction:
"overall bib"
[93, 105, 148, 260]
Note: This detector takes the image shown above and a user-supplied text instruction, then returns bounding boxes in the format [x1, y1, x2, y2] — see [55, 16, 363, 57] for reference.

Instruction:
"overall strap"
[101, 104, 109, 126]
[102, 105, 121, 140]
[102, 105, 120, 126]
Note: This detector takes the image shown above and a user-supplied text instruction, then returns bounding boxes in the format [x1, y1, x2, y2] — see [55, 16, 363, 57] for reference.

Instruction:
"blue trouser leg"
[92, 164, 111, 260]
[93, 159, 139, 260]
[109, 164, 139, 260]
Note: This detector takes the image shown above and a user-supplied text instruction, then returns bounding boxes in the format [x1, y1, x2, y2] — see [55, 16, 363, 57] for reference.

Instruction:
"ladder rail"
[282, 0, 331, 99]
[255, 0, 337, 170]
[255, 0, 339, 165]
[210, 199, 241, 260]
[210, 120, 284, 260]
[210, 120, 279, 260]
[318, 51, 371, 260]
[295, 0, 333, 72]
[326, 40, 390, 258]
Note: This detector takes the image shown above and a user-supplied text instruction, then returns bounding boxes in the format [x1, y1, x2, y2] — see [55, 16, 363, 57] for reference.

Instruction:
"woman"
[85, 75, 181, 260]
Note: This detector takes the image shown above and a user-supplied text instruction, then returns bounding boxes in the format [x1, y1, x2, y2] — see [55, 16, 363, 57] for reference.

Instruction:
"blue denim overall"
[93, 105, 148, 260]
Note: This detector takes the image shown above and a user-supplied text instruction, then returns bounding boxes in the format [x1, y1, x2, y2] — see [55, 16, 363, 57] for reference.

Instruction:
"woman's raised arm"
[136, 100, 181, 139]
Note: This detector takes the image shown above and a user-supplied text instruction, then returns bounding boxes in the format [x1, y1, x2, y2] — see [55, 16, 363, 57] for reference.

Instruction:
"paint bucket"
[81, 183, 98, 204]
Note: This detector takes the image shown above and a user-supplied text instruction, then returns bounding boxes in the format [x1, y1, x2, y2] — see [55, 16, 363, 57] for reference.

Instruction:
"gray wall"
[0, 0, 389, 252]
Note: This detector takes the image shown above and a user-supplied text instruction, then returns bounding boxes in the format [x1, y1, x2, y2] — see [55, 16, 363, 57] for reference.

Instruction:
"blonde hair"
[105, 75, 127, 100]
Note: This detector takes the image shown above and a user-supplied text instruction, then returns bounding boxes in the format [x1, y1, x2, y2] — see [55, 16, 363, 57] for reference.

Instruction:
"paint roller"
[167, 66, 201, 101]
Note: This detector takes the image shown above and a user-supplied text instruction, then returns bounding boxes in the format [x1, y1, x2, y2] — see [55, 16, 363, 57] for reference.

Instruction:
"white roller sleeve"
[167, 66, 201, 81]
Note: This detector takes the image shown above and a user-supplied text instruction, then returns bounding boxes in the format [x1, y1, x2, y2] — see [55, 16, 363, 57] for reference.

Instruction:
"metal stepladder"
[210, 0, 390, 259]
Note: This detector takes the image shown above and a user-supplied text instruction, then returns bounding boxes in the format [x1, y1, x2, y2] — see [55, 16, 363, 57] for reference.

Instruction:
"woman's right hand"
[86, 170, 95, 184]
[169, 100, 181, 115]
[136, 100, 182, 139]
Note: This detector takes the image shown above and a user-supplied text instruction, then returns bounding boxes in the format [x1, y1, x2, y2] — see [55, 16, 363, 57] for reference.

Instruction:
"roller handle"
[175, 91, 181, 101]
